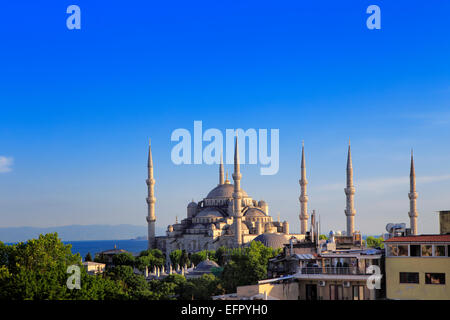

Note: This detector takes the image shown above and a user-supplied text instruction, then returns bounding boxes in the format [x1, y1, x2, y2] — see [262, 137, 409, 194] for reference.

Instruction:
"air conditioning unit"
[343, 281, 351, 288]
[318, 280, 326, 287]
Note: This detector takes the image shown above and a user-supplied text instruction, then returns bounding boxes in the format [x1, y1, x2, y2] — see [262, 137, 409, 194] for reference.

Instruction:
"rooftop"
[385, 234, 450, 243]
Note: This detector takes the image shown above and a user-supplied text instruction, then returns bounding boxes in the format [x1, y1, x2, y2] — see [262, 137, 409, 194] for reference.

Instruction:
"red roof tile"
[384, 234, 450, 243]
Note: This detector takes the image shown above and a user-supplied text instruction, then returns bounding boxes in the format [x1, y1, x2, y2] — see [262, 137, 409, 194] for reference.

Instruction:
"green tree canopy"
[0, 233, 128, 300]
[84, 252, 93, 262]
[112, 252, 135, 267]
[365, 236, 384, 249]
[220, 241, 279, 293]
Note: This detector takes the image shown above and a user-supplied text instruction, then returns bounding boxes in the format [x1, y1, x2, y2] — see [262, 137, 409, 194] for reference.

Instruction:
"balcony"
[299, 267, 369, 275]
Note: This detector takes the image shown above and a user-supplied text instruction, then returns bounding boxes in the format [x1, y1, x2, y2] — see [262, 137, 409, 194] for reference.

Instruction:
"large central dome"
[206, 183, 248, 199]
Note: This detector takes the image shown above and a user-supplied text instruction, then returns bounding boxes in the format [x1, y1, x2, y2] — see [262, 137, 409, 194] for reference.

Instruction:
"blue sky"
[0, 1, 449, 235]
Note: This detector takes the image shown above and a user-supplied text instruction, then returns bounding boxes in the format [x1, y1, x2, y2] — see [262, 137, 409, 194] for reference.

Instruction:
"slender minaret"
[146, 139, 156, 248]
[408, 150, 418, 235]
[219, 153, 224, 185]
[232, 137, 243, 246]
[299, 141, 309, 234]
[344, 141, 356, 236]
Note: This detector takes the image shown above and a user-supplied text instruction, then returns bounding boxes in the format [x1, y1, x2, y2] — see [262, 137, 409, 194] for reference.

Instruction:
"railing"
[299, 267, 369, 275]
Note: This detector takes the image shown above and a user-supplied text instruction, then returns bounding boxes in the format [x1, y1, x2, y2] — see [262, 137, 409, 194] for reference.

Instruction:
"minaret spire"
[299, 141, 309, 234]
[232, 137, 243, 246]
[219, 153, 224, 185]
[409, 149, 418, 235]
[146, 139, 156, 248]
[344, 141, 356, 236]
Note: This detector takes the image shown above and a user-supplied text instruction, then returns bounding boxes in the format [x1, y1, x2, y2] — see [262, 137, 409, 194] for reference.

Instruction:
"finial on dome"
[225, 171, 230, 184]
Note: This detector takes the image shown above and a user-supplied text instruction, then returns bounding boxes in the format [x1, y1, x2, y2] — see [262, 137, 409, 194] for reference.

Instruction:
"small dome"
[206, 184, 248, 199]
[188, 201, 197, 208]
[252, 233, 289, 249]
[196, 208, 224, 218]
[244, 208, 266, 217]
[194, 259, 220, 272]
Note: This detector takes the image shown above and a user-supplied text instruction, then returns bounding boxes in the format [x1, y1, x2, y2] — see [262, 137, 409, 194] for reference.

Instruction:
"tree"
[112, 252, 135, 267]
[319, 234, 328, 240]
[220, 241, 278, 293]
[214, 246, 227, 266]
[169, 250, 182, 268]
[181, 274, 225, 300]
[180, 250, 190, 267]
[85, 252, 93, 262]
[0, 233, 128, 300]
[190, 250, 216, 266]
[366, 236, 384, 249]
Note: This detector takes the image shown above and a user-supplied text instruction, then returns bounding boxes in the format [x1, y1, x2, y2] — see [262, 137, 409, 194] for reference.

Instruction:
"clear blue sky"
[0, 1, 449, 235]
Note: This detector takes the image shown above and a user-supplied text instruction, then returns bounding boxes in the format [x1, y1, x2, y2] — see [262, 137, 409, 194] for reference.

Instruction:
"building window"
[425, 273, 445, 285]
[330, 285, 343, 300]
[352, 285, 365, 300]
[410, 245, 421, 257]
[421, 245, 433, 257]
[398, 245, 408, 256]
[387, 244, 398, 256]
[434, 245, 446, 257]
[399, 272, 419, 284]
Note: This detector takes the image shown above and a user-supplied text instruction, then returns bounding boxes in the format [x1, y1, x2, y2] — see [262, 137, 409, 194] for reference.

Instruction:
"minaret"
[146, 139, 156, 249]
[408, 150, 418, 235]
[344, 141, 356, 236]
[219, 153, 224, 185]
[299, 141, 309, 234]
[232, 137, 243, 246]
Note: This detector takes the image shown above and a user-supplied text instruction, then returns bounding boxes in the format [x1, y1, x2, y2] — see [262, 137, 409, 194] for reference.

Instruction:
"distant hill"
[0, 224, 166, 243]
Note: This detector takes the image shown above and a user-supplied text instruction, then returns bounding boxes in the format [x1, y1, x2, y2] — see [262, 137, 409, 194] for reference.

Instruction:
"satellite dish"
[386, 223, 394, 232]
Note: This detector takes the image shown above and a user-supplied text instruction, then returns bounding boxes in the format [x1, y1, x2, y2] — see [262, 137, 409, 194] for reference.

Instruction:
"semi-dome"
[244, 208, 266, 217]
[196, 208, 224, 218]
[252, 233, 290, 249]
[206, 184, 248, 199]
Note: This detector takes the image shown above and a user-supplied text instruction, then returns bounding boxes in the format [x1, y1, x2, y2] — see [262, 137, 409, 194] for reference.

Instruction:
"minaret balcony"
[344, 187, 355, 195]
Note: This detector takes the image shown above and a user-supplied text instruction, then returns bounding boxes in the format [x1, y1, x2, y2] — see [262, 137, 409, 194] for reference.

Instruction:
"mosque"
[146, 138, 306, 254]
[145, 138, 417, 254]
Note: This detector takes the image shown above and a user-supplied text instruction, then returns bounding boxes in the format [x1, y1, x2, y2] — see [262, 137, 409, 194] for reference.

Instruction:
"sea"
[63, 239, 149, 260]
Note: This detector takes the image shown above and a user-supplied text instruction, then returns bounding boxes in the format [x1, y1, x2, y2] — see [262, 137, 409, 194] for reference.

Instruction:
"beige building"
[82, 261, 106, 275]
[384, 210, 450, 300]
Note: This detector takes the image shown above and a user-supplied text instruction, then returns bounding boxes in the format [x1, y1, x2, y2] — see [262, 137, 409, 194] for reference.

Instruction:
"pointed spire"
[299, 140, 309, 234]
[219, 153, 224, 185]
[347, 139, 353, 171]
[345, 140, 356, 236]
[409, 149, 418, 235]
[234, 137, 240, 174]
[301, 140, 306, 171]
[148, 139, 153, 168]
